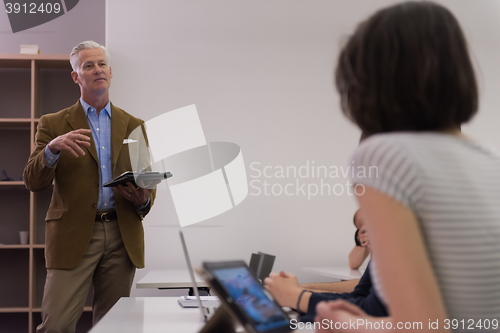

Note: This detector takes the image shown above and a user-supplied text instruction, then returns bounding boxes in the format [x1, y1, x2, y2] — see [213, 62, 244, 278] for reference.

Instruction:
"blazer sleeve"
[23, 115, 58, 192]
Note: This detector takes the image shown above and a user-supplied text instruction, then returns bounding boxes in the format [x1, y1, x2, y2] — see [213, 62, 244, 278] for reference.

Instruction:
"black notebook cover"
[103, 171, 172, 188]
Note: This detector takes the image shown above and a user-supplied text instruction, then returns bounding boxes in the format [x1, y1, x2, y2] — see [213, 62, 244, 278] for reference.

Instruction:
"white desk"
[302, 266, 365, 280]
[88, 297, 203, 333]
[89, 297, 315, 333]
[136, 269, 208, 289]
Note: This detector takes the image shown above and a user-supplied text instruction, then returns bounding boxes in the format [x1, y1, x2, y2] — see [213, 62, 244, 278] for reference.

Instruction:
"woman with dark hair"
[316, 2, 500, 332]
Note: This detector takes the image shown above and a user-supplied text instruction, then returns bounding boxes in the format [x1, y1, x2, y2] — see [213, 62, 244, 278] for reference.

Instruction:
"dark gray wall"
[0, 0, 105, 54]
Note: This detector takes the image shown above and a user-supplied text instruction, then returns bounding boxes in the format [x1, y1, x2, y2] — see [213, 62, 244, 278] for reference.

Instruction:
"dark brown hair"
[336, 1, 478, 135]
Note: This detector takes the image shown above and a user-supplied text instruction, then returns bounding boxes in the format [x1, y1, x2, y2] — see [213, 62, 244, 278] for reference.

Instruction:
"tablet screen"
[210, 265, 290, 332]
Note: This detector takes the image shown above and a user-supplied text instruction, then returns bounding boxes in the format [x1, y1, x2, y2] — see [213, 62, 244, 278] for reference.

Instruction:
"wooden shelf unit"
[0, 54, 92, 333]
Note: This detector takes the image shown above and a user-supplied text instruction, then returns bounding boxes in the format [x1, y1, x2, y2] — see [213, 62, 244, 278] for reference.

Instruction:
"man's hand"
[48, 129, 92, 157]
[117, 182, 153, 207]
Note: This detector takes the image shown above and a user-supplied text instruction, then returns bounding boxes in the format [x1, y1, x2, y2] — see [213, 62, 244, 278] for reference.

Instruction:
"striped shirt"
[351, 132, 500, 330]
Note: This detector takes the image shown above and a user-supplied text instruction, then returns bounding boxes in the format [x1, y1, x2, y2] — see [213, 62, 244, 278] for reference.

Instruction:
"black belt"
[95, 211, 117, 222]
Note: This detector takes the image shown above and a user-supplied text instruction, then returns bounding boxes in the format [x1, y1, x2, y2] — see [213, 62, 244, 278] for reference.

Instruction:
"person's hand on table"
[264, 271, 304, 309]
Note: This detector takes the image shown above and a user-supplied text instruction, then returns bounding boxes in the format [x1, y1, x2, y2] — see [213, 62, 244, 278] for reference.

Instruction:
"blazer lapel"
[111, 103, 129, 173]
[65, 101, 98, 163]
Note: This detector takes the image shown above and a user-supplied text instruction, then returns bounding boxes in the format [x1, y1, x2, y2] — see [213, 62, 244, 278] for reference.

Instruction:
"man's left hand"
[117, 182, 153, 207]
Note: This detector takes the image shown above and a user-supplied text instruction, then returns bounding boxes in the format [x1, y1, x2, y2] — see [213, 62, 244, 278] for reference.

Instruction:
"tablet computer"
[200, 260, 291, 333]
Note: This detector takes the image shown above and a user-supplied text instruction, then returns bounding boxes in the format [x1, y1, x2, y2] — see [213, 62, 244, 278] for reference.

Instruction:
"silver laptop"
[179, 230, 219, 321]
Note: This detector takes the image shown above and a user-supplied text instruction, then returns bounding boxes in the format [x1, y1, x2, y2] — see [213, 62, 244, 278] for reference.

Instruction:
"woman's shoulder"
[350, 133, 426, 209]
[358, 132, 442, 148]
[353, 132, 418, 162]
[355, 131, 479, 158]
[353, 132, 500, 185]
[351, 132, 452, 178]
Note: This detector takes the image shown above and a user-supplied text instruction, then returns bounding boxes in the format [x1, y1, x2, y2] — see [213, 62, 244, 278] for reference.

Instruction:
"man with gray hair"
[24, 41, 156, 333]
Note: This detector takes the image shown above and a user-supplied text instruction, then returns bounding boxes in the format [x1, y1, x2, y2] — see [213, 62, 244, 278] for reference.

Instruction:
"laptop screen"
[209, 264, 290, 332]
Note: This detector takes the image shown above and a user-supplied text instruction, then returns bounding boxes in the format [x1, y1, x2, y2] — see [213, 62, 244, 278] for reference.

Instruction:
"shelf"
[0, 54, 88, 333]
[0, 54, 70, 61]
[0, 245, 44, 249]
[0, 307, 30, 313]
[0, 181, 26, 187]
[0, 245, 30, 249]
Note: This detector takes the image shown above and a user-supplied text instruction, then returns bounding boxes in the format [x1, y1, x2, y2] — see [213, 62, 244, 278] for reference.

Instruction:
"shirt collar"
[80, 98, 112, 118]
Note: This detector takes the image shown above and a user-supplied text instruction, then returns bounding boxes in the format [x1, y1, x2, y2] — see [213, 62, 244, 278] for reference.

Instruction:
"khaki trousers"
[37, 219, 136, 333]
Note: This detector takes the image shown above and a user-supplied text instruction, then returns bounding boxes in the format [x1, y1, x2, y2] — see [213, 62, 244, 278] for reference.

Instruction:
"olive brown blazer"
[24, 101, 155, 269]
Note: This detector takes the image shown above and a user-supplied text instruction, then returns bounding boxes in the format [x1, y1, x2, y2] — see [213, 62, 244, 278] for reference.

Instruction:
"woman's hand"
[315, 299, 390, 333]
[358, 225, 369, 247]
[264, 271, 303, 309]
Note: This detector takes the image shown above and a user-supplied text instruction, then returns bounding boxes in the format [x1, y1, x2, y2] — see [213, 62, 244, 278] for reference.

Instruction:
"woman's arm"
[356, 186, 449, 331]
[315, 186, 449, 332]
